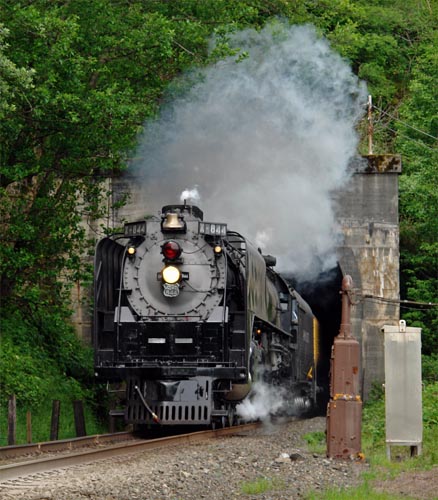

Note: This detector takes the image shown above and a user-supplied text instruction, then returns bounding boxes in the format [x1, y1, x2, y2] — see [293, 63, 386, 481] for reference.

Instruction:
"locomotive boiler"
[93, 204, 320, 427]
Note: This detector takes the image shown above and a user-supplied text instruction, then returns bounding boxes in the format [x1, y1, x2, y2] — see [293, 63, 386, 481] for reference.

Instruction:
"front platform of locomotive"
[94, 204, 248, 426]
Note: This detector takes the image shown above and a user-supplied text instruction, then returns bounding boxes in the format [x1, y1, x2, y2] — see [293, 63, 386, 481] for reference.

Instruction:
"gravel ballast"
[1, 417, 366, 499]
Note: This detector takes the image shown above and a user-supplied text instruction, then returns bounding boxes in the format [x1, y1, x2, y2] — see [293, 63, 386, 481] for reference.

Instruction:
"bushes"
[0, 310, 93, 408]
[422, 354, 438, 383]
[0, 307, 105, 444]
[362, 380, 438, 464]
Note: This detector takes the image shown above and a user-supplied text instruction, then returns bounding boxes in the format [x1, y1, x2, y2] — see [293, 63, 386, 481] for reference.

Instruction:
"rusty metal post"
[327, 275, 362, 459]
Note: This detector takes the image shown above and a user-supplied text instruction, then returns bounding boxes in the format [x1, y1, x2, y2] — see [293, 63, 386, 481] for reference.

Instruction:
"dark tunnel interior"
[289, 265, 344, 410]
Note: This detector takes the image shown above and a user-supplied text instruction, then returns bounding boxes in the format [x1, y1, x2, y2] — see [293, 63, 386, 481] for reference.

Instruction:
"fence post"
[26, 410, 32, 444]
[8, 395, 16, 446]
[50, 400, 61, 441]
[73, 400, 87, 437]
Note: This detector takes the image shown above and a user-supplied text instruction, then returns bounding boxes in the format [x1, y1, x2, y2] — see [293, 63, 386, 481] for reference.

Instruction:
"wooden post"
[8, 395, 16, 446]
[367, 95, 374, 155]
[73, 400, 87, 437]
[50, 400, 61, 441]
[26, 411, 32, 444]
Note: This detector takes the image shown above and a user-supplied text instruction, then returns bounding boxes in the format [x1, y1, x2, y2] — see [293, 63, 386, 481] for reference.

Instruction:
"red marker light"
[162, 240, 182, 260]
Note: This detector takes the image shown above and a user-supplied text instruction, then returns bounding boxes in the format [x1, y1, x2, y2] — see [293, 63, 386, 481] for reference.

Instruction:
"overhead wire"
[382, 126, 437, 152]
[372, 104, 437, 142]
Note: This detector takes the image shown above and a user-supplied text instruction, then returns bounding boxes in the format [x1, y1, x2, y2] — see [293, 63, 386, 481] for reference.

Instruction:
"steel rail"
[0, 423, 260, 482]
[0, 431, 134, 459]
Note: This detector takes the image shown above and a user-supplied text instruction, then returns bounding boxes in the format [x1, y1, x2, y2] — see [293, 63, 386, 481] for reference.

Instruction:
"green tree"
[0, 0, 295, 408]
[397, 37, 438, 353]
[0, 0, 293, 311]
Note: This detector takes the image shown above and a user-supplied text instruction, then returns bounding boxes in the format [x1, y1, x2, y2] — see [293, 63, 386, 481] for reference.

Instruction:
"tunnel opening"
[289, 264, 344, 412]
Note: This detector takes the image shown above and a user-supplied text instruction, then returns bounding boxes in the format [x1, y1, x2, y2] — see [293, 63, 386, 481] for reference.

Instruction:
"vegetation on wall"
[0, 0, 436, 425]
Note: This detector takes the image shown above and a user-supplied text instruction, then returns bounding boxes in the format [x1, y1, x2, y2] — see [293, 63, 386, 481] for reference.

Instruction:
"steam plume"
[180, 186, 201, 204]
[131, 22, 367, 278]
[236, 381, 287, 422]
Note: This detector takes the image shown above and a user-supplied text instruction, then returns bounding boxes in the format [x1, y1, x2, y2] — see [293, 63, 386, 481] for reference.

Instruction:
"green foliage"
[0, 398, 106, 446]
[240, 476, 284, 495]
[0, 306, 105, 444]
[0, 0, 299, 309]
[0, 309, 94, 408]
[362, 381, 438, 466]
[422, 383, 438, 431]
[0, 24, 34, 120]
[396, 30, 438, 354]
[422, 354, 438, 383]
[306, 482, 413, 500]
[0, 0, 301, 438]
[361, 390, 386, 451]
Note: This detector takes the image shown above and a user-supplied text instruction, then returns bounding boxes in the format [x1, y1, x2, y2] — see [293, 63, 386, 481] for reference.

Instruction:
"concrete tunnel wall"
[334, 155, 401, 398]
[72, 154, 402, 400]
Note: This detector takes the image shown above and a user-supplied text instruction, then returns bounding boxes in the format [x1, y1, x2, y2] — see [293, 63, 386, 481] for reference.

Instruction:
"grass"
[303, 430, 326, 454]
[241, 477, 284, 495]
[306, 481, 417, 500]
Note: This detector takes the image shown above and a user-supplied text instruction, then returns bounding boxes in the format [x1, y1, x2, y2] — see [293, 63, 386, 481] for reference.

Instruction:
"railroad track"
[0, 431, 134, 460]
[0, 423, 260, 483]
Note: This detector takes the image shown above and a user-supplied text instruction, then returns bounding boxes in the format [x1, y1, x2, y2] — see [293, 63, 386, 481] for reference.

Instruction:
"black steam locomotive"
[94, 204, 320, 427]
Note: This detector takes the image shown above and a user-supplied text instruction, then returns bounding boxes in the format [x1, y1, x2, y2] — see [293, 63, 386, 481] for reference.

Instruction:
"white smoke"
[236, 381, 287, 422]
[255, 229, 273, 250]
[131, 21, 367, 279]
[180, 186, 201, 204]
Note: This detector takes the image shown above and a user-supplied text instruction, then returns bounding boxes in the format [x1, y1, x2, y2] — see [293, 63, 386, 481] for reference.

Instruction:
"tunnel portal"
[74, 155, 402, 400]
[290, 264, 343, 409]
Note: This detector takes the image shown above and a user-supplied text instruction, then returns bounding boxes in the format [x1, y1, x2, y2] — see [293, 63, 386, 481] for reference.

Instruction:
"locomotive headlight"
[127, 246, 136, 256]
[214, 245, 223, 255]
[162, 265, 181, 284]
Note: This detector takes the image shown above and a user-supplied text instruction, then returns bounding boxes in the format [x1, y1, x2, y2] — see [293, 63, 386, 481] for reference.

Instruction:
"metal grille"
[126, 377, 213, 425]
[128, 401, 210, 424]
